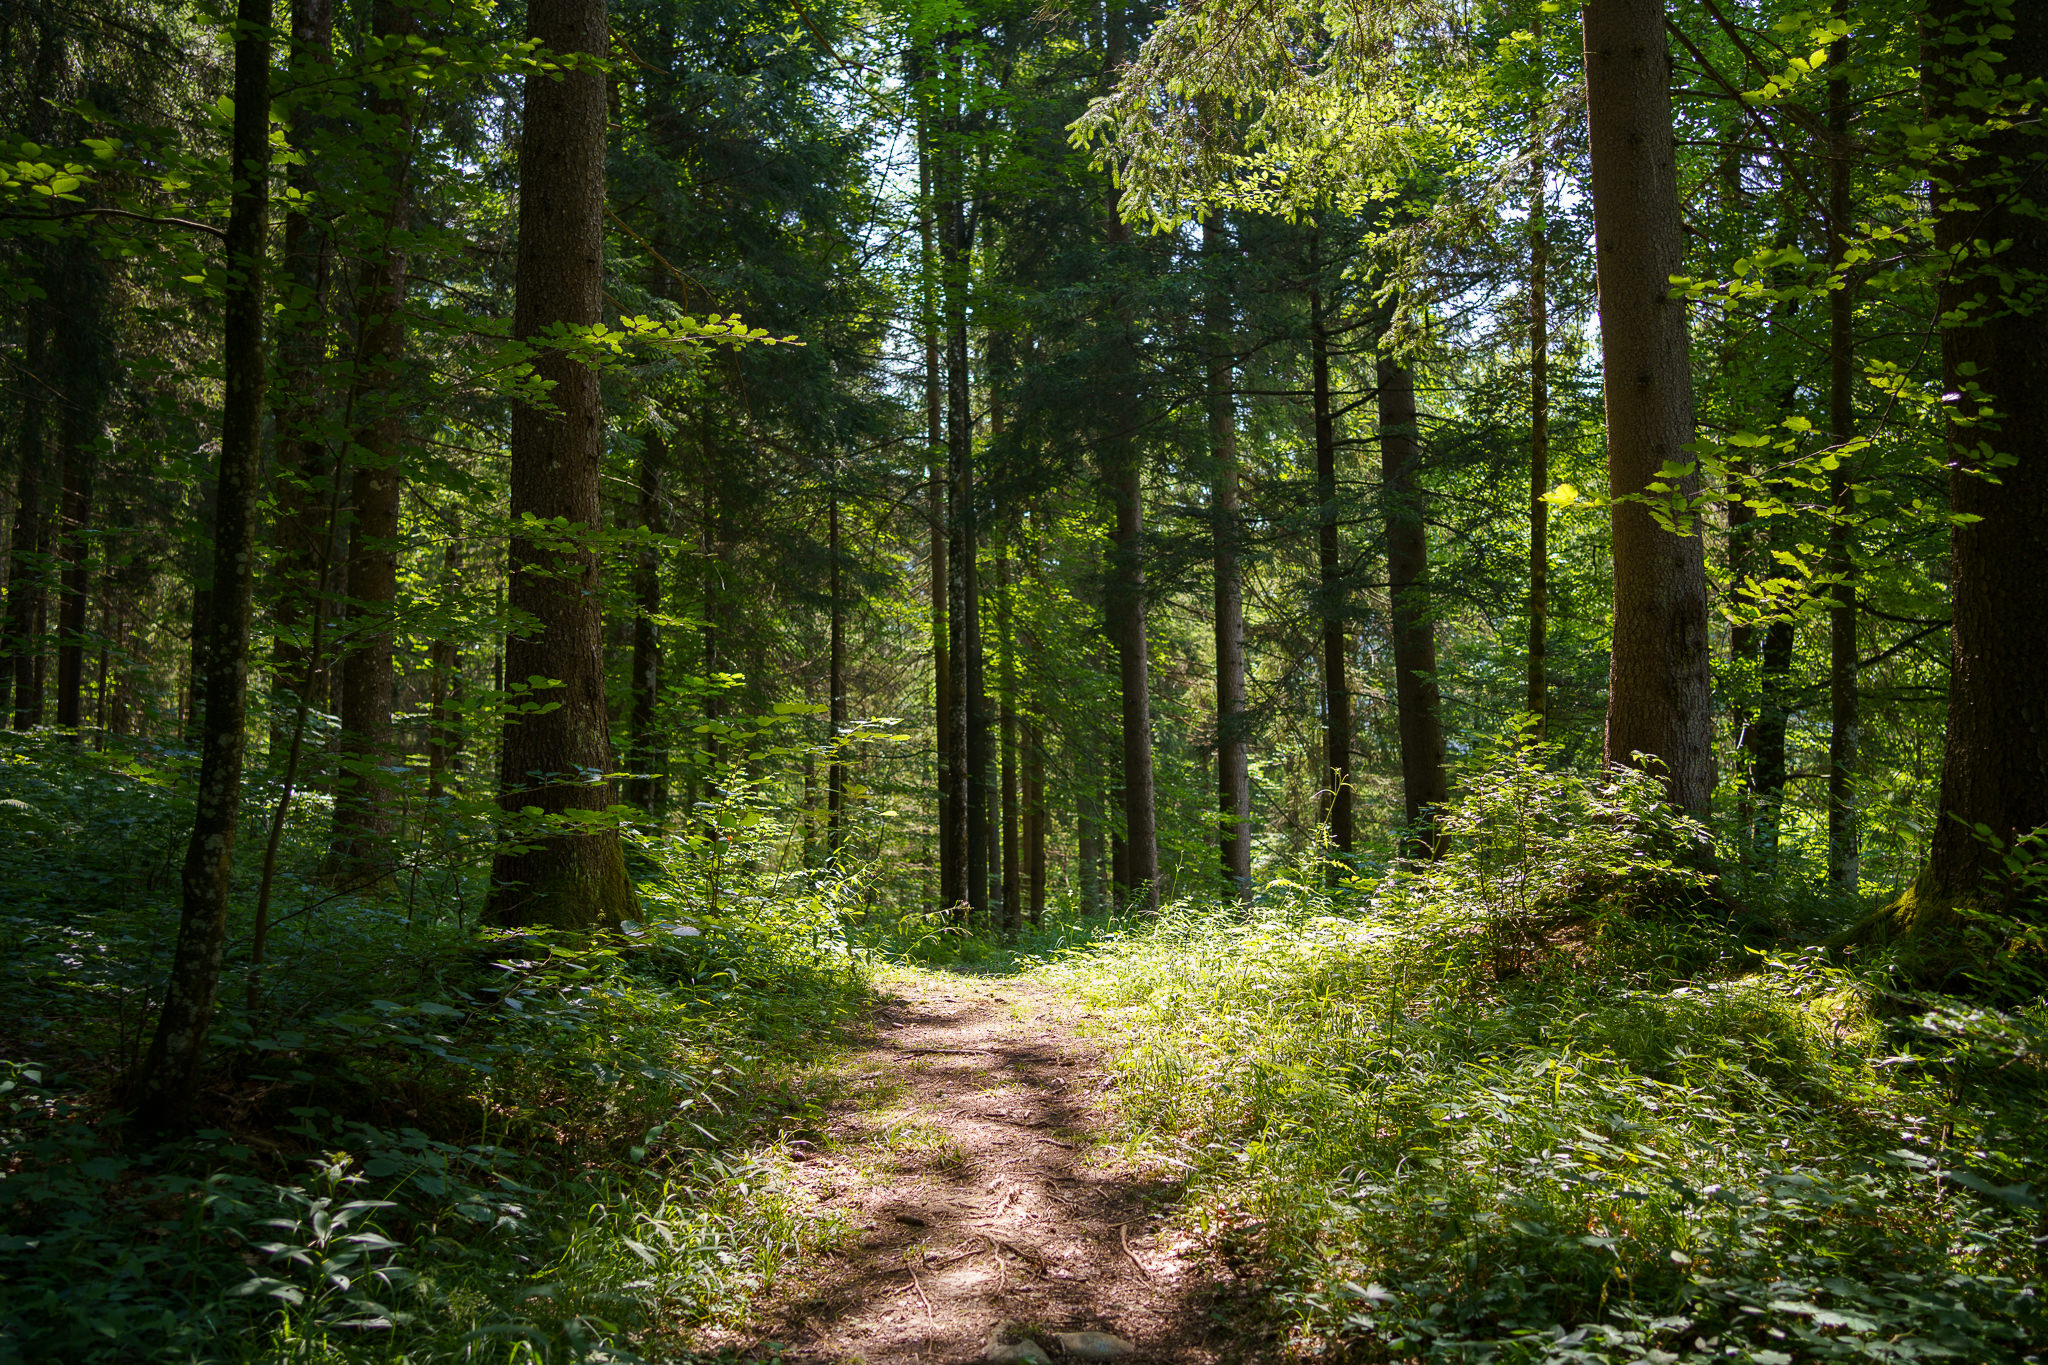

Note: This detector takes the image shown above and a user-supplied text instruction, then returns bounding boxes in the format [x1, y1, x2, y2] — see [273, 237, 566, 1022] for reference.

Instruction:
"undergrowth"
[0, 733, 872, 1364]
[1052, 747, 2047, 1364]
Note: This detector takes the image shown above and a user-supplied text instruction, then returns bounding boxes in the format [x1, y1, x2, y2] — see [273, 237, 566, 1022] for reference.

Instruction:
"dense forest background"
[1, 0, 2042, 1359]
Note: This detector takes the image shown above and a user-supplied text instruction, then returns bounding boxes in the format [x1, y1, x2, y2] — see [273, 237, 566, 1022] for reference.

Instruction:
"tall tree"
[268, 0, 337, 734]
[1206, 215, 1251, 892]
[1378, 347, 1448, 851]
[3, 9, 59, 731]
[1308, 229, 1354, 860]
[487, 0, 634, 930]
[941, 80, 974, 917]
[1103, 2, 1159, 913]
[1823, 3, 1860, 892]
[126, 0, 272, 1129]
[1868, 0, 2047, 964]
[1526, 14, 1550, 736]
[1582, 0, 1713, 817]
[330, 0, 419, 873]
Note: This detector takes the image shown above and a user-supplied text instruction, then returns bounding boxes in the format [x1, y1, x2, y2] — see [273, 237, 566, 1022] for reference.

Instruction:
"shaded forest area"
[0, 0, 2042, 1359]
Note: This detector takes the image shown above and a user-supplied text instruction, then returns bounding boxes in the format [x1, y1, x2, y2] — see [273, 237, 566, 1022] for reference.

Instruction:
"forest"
[0, 0, 2043, 1358]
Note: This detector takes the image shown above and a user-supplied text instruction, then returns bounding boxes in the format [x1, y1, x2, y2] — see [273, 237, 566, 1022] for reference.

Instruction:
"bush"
[1052, 752, 2047, 1364]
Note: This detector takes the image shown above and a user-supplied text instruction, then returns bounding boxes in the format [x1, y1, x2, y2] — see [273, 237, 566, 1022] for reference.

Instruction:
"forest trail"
[736, 976, 1227, 1365]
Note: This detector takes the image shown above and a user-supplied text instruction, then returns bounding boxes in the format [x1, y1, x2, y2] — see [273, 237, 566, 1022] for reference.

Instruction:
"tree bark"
[486, 0, 634, 930]
[6, 321, 47, 731]
[269, 0, 337, 736]
[1101, 208, 1157, 900]
[427, 543, 459, 803]
[918, 91, 953, 912]
[1378, 354, 1448, 853]
[126, 0, 271, 1131]
[699, 409, 721, 810]
[1205, 217, 1251, 895]
[828, 484, 847, 856]
[5, 10, 60, 731]
[54, 381, 93, 735]
[1872, 0, 2048, 956]
[942, 146, 974, 919]
[1025, 713, 1045, 926]
[999, 550, 1019, 934]
[1824, 7, 1860, 892]
[1078, 792, 1102, 915]
[627, 430, 665, 814]
[1527, 78, 1551, 736]
[329, 0, 417, 875]
[1309, 233, 1352, 861]
[1582, 0, 1714, 817]
[1752, 618, 1794, 863]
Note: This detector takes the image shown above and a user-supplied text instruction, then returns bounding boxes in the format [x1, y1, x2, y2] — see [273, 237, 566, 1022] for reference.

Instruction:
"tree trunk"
[5, 13, 60, 731]
[1025, 713, 1045, 926]
[125, 0, 271, 1131]
[6, 323, 47, 731]
[943, 163, 973, 919]
[1752, 618, 1794, 864]
[427, 545, 458, 803]
[1205, 216, 1251, 895]
[967, 544, 989, 917]
[699, 409, 721, 809]
[486, 0, 634, 931]
[1582, 0, 1714, 817]
[1378, 354, 1448, 853]
[330, 0, 417, 874]
[627, 430, 665, 814]
[1309, 233, 1352, 861]
[53, 233, 107, 738]
[1824, 9, 1860, 893]
[828, 484, 847, 856]
[1078, 793, 1102, 915]
[999, 551, 1019, 934]
[1101, 104, 1158, 910]
[1527, 71, 1550, 736]
[183, 467, 218, 745]
[54, 386, 93, 735]
[269, 0, 336, 737]
[919, 93, 953, 913]
[1862, 0, 2048, 968]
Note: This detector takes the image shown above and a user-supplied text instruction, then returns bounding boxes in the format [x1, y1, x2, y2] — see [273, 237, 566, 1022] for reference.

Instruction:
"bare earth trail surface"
[728, 976, 1230, 1364]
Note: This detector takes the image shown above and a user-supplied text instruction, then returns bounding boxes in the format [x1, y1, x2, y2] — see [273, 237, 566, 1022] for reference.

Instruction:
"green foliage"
[1050, 757, 2046, 1363]
[0, 736, 871, 1364]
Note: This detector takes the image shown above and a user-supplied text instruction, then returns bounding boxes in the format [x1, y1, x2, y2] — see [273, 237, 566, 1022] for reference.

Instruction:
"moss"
[1831, 879, 2047, 998]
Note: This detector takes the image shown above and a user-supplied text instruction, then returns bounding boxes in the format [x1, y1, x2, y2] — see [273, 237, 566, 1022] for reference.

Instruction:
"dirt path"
[743, 975, 1226, 1364]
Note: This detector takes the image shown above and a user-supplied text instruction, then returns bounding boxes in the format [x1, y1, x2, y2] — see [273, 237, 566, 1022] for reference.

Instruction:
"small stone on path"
[985, 1321, 1052, 1364]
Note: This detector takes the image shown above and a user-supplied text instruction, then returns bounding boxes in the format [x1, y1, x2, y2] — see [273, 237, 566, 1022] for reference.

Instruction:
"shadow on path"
[740, 979, 1229, 1365]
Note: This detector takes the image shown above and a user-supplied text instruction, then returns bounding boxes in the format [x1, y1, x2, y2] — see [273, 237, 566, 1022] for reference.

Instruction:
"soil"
[730, 975, 1230, 1364]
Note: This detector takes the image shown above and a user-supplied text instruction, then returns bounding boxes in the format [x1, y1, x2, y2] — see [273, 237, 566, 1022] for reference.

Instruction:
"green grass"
[1044, 756, 2046, 1364]
[0, 733, 872, 1365]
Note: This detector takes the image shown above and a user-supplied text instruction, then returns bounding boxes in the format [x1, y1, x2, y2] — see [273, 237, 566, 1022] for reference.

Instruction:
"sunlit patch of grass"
[1046, 754, 2047, 1364]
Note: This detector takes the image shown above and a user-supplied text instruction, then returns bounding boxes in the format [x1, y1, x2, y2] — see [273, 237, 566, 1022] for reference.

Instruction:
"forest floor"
[702, 972, 1230, 1365]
